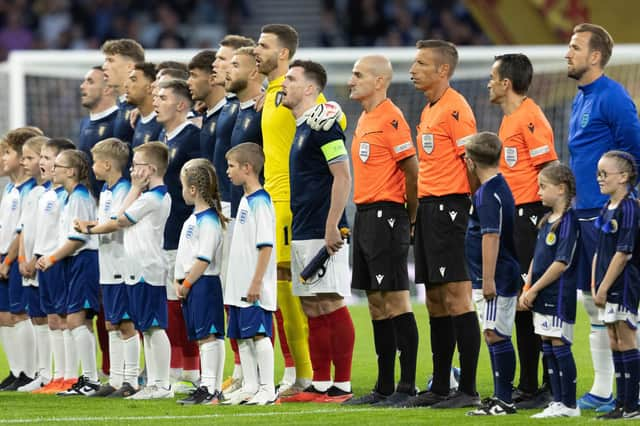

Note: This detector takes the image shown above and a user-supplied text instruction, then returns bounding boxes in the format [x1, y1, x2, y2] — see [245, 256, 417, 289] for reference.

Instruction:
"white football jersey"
[97, 178, 131, 284]
[175, 208, 223, 280]
[123, 185, 171, 286]
[58, 184, 98, 255]
[0, 178, 35, 254]
[224, 189, 277, 311]
[19, 183, 47, 286]
[33, 184, 67, 257]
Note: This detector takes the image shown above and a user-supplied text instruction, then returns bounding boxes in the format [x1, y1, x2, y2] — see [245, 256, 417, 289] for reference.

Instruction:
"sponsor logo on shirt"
[504, 146, 517, 167]
[422, 134, 434, 154]
[359, 142, 370, 163]
[580, 113, 589, 128]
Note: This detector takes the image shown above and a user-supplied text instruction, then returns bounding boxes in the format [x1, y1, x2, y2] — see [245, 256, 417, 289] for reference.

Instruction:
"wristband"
[49, 256, 57, 265]
[523, 283, 531, 291]
[3, 257, 13, 266]
[183, 279, 192, 289]
[18, 256, 26, 264]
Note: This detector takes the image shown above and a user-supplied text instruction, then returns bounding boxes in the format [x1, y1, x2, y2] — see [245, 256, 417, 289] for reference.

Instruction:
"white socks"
[49, 329, 65, 379]
[214, 339, 225, 390]
[144, 329, 171, 389]
[254, 337, 275, 395]
[63, 329, 78, 379]
[182, 369, 200, 384]
[122, 334, 140, 386]
[590, 325, 614, 397]
[281, 366, 296, 385]
[109, 330, 124, 388]
[14, 319, 36, 378]
[70, 325, 98, 382]
[199, 340, 218, 391]
[34, 324, 51, 381]
[1, 326, 19, 376]
[239, 339, 259, 394]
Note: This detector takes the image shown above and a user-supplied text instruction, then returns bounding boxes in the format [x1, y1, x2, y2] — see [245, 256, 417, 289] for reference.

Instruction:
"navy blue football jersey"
[200, 99, 226, 162]
[212, 97, 240, 204]
[132, 112, 163, 149]
[113, 97, 135, 143]
[79, 106, 118, 196]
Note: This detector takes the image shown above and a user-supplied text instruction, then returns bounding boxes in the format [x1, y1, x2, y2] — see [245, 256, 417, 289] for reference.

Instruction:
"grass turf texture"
[0, 303, 601, 425]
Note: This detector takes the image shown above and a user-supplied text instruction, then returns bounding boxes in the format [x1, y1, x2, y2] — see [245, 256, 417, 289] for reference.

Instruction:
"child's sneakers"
[577, 392, 614, 410]
[532, 401, 581, 418]
[467, 397, 516, 416]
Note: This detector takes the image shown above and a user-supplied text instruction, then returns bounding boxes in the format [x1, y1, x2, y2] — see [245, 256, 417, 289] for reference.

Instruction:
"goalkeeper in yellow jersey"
[254, 23, 346, 398]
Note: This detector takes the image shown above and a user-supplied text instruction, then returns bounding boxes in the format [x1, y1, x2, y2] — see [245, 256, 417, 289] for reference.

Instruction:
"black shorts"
[414, 194, 470, 286]
[514, 201, 549, 276]
[351, 202, 410, 292]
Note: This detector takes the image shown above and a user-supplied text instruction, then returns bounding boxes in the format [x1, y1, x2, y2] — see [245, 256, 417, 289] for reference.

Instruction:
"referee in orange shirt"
[406, 40, 481, 409]
[488, 53, 558, 408]
[342, 55, 419, 407]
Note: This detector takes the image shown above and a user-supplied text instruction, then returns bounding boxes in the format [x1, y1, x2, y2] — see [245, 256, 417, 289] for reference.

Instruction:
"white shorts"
[291, 239, 350, 297]
[598, 302, 638, 328]
[579, 290, 604, 325]
[164, 249, 178, 301]
[472, 288, 485, 323]
[533, 312, 574, 343]
[483, 295, 516, 337]
[220, 216, 234, 291]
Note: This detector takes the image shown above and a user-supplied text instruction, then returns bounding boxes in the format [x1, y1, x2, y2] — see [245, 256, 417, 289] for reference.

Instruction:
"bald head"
[357, 55, 393, 87]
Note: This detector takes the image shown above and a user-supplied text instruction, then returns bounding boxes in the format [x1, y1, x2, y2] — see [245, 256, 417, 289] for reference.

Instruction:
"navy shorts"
[65, 250, 100, 315]
[0, 276, 8, 312]
[127, 282, 167, 332]
[38, 261, 67, 315]
[4, 258, 26, 314]
[25, 286, 46, 318]
[227, 305, 273, 339]
[575, 208, 599, 292]
[181, 275, 225, 341]
[102, 283, 133, 325]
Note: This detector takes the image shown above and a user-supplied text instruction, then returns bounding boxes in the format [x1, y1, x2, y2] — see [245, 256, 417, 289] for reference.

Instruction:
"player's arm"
[608, 93, 640, 168]
[522, 261, 567, 309]
[75, 218, 121, 234]
[481, 233, 499, 300]
[519, 260, 535, 309]
[398, 155, 418, 225]
[177, 259, 209, 299]
[0, 236, 20, 278]
[36, 239, 84, 271]
[325, 159, 351, 255]
[595, 252, 629, 308]
[246, 245, 272, 304]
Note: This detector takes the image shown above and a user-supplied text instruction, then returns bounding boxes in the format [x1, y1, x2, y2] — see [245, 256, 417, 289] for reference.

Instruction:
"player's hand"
[74, 219, 97, 234]
[482, 278, 497, 301]
[307, 101, 343, 131]
[520, 289, 537, 310]
[36, 256, 53, 271]
[129, 108, 140, 128]
[194, 100, 207, 115]
[18, 261, 27, 277]
[246, 280, 261, 304]
[25, 259, 37, 278]
[0, 263, 9, 279]
[253, 91, 266, 112]
[174, 281, 184, 300]
[594, 287, 607, 308]
[180, 284, 190, 299]
[189, 115, 203, 129]
[131, 166, 151, 190]
[324, 225, 344, 255]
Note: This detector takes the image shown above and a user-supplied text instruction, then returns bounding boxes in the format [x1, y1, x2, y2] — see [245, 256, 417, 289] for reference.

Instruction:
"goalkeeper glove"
[306, 101, 343, 131]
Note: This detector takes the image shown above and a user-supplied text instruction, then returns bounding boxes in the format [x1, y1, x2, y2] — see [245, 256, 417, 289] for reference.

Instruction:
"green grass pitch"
[0, 303, 603, 425]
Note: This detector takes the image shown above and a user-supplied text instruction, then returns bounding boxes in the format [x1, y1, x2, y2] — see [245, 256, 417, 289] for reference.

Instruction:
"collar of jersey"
[165, 121, 192, 141]
[139, 111, 157, 124]
[90, 105, 119, 121]
[207, 98, 227, 117]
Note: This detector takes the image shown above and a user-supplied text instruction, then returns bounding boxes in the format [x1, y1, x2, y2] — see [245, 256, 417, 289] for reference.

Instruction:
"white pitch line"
[0, 407, 383, 424]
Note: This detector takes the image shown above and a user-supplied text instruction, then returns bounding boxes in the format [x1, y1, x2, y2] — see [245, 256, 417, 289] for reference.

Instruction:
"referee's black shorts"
[414, 194, 470, 287]
[351, 202, 410, 292]
[514, 201, 549, 277]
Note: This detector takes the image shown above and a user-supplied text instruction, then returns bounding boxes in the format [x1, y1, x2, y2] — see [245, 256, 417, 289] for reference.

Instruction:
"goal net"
[1, 45, 640, 165]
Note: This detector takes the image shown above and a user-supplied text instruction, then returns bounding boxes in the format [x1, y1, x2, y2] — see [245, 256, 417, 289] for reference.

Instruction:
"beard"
[568, 63, 588, 81]
[257, 53, 278, 75]
[227, 78, 248, 94]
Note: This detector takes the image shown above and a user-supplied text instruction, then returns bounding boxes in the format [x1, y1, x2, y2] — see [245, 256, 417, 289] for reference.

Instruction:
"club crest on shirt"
[243, 117, 251, 130]
[239, 209, 248, 224]
[210, 122, 216, 134]
[104, 199, 112, 213]
[170, 148, 177, 160]
[125, 110, 131, 120]
[609, 219, 618, 233]
[144, 134, 151, 144]
[275, 91, 284, 107]
[98, 125, 106, 137]
[359, 142, 370, 163]
[504, 146, 517, 167]
[391, 119, 398, 129]
[580, 113, 590, 128]
[185, 224, 194, 239]
[451, 111, 459, 121]
[422, 134, 434, 154]
[297, 134, 305, 149]
[545, 231, 556, 246]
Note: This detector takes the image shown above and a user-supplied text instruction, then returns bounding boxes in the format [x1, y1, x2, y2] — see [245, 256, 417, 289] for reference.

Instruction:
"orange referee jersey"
[352, 98, 416, 205]
[498, 97, 557, 205]
[416, 87, 476, 197]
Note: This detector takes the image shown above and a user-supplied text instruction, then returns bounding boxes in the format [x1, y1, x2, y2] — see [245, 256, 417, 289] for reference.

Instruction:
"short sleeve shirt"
[175, 208, 224, 280]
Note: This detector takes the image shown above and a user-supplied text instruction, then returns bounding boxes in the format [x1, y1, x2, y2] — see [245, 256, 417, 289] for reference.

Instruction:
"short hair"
[220, 34, 255, 50]
[24, 135, 50, 155]
[158, 78, 192, 104]
[188, 50, 217, 73]
[261, 24, 299, 59]
[91, 138, 130, 170]
[494, 53, 533, 95]
[4, 127, 44, 154]
[91, 65, 104, 73]
[416, 39, 459, 77]
[289, 59, 327, 91]
[573, 23, 614, 68]
[465, 132, 502, 167]
[101, 39, 145, 63]
[45, 138, 76, 154]
[156, 61, 188, 74]
[134, 141, 169, 176]
[134, 62, 157, 82]
[157, 67, 189, 81]
[226, 142, 265, 175]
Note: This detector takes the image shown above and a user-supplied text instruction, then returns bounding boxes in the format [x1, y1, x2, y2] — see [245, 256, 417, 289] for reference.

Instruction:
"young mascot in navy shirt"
[591, 151, 640, 420]
[464, 132, 520, 416]
[520, 163, 580, 418]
